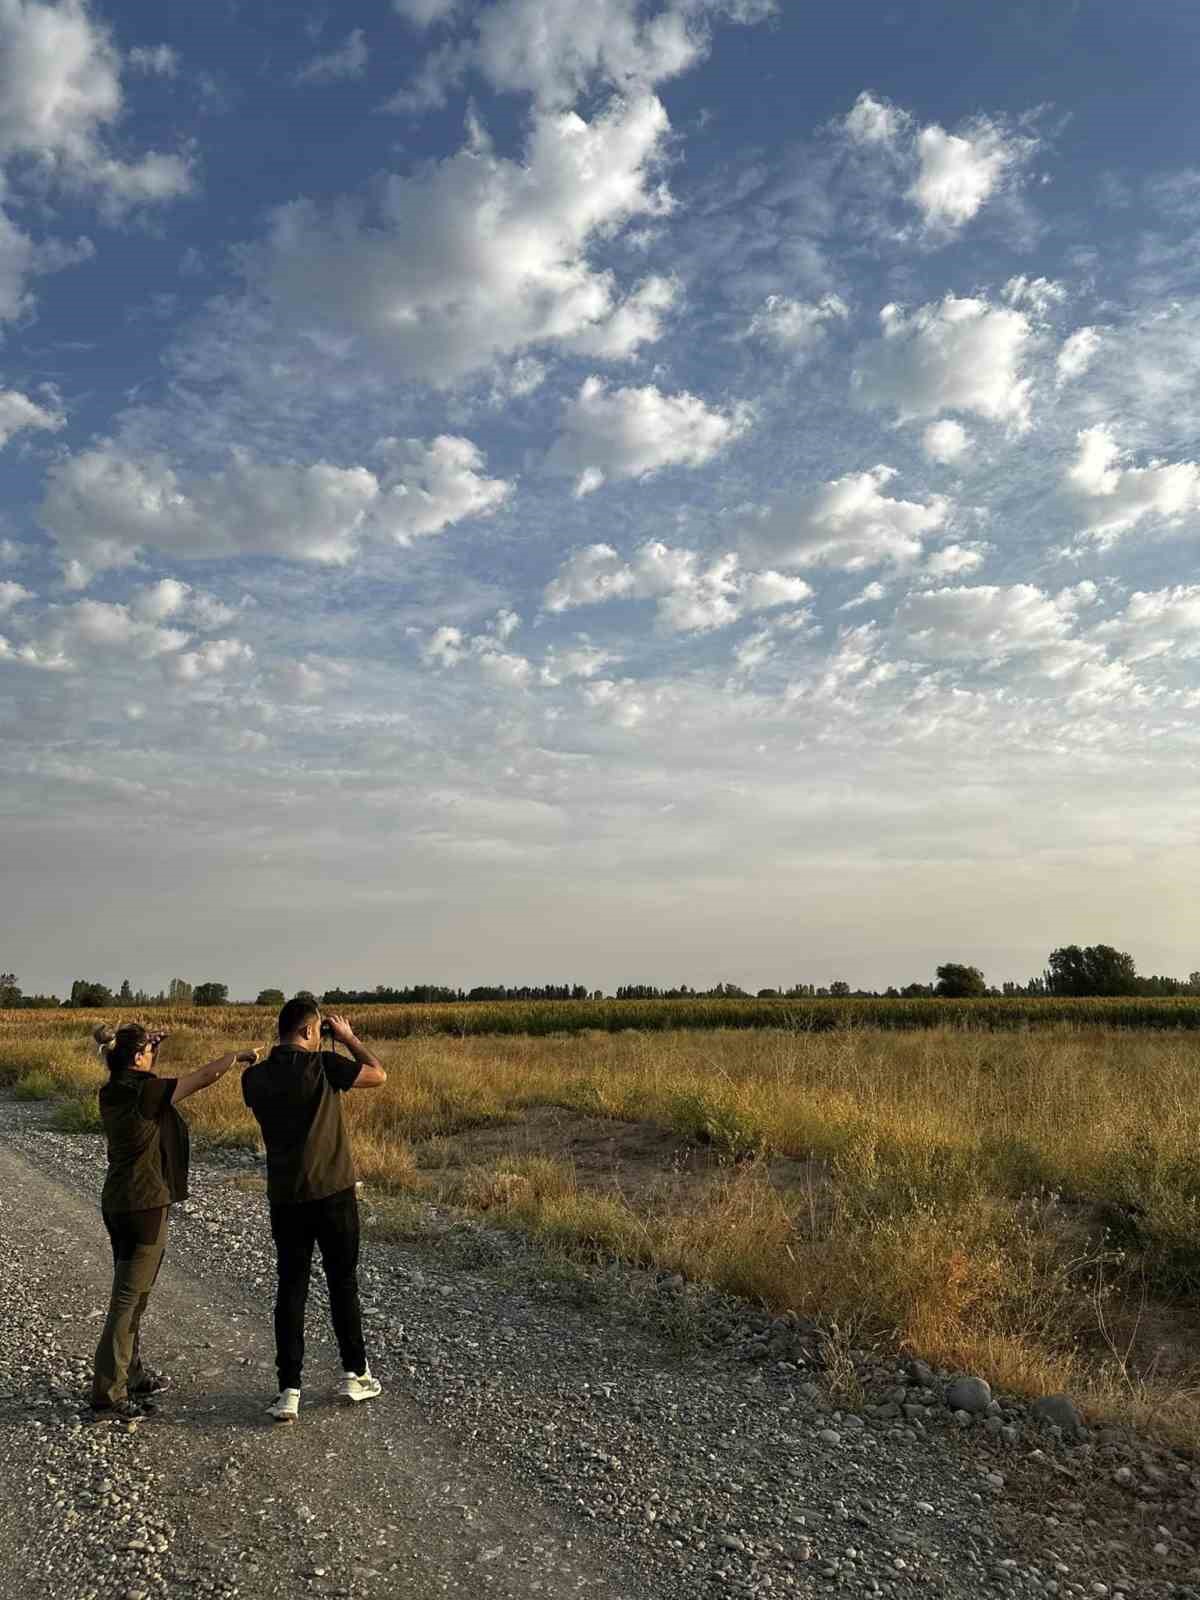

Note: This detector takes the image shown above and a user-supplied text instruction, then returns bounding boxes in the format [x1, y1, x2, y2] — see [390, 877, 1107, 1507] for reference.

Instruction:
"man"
[241, 997, 387, 1424]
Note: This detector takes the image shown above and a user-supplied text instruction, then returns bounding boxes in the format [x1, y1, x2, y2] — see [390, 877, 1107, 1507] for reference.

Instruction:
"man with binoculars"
[241, 997, 387, 1423]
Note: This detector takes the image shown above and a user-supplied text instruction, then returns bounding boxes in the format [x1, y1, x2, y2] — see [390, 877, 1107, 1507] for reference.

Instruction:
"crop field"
[5, 1004, 1200, 1439]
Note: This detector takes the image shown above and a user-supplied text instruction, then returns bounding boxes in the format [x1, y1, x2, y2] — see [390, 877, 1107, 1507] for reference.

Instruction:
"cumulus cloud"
[840, 90, 908, 147]
[1092, 586, 1200, 662]
[564, 274, 678, 360]
[40, 434, 510, 577]
[922, 542, 989, 580]
[294, 29, 368, 85]
[895, 584, 1074, 663]
[248, 94, 675, 387]
[746, 292, 848, 358]
[1067, 426, 1200, 546]
[387, 0, 776, 112]
[921, 418, 972, 465]
[0, 385, 64, 446]
[547, 375, 751, 495]
[854, 295, 1034, 432]
[543, 539, 809, 632]
[1056, 325, 1103, 385]
[131, 578, 238, 630]
[269, 658, 351, 701]
[0, 0, 194, 215]
[838, 91, 1038, 236]
[370, 435, 512, 543]
[745, 466, 949, 572]
[539, 642, 617, 685]
[0, 577, 31, 613]
[164, 638, 254, 683]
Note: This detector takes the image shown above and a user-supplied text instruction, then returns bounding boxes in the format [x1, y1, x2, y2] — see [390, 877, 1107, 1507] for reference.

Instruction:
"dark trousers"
[93, 1207, 168, 1406]
[269, 1187, 367, 1390]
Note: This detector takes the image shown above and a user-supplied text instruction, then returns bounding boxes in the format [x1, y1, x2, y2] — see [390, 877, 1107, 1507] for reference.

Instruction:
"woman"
[90, 1022, 256, 1418]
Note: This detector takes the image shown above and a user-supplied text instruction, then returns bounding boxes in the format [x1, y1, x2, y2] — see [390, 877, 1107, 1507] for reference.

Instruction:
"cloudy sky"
[3, 0, 1200, 999]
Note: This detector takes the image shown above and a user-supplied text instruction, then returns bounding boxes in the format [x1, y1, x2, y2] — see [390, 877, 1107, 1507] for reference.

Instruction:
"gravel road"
[2, 1093, 1199, 1600]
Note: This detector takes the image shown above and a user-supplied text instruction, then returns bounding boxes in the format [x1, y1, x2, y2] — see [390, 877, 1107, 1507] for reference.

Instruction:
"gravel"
[3, 1091, 1200, 1600]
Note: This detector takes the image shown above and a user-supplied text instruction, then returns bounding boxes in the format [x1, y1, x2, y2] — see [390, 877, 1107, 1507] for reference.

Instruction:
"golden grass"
[5, 1012, 1200, 1436]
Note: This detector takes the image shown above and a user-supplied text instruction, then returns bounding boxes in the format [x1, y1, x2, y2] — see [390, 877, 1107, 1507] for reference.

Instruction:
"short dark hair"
[278, 996, 319, 1041]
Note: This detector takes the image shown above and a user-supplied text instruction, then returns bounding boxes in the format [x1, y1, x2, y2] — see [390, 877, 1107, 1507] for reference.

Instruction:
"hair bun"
[93, 1024, 117, 1055]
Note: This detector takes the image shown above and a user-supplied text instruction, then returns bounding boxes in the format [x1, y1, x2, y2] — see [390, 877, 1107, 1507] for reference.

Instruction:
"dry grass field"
[4, 1006, 1200, 1439]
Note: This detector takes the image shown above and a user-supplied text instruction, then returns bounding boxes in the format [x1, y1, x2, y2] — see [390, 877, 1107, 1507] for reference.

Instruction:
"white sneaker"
[267, 1387, 300, 1424]
[338, 1369, 382, 1404]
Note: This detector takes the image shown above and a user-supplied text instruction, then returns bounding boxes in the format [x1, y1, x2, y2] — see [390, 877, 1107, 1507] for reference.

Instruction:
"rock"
[952, 1410, 973, 1428]
[1032, 1394, 1083, 1431]
[818, 1429, 842, 1446]
[946, 1375, 992, 1414]
[1113, 1467, 1135, 1488]
[907, 1359, 936, 1387]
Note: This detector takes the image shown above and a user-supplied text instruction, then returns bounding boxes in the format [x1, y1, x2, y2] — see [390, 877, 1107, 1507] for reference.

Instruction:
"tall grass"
[4, 1013, 1200, 1433]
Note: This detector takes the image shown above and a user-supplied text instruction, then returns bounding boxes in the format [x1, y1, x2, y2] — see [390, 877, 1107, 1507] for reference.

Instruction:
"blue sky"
[3, 0, 1200, 998]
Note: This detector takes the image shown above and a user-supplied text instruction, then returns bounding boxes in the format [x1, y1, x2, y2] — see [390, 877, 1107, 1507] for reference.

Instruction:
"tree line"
[4, 945, 1199, 1011]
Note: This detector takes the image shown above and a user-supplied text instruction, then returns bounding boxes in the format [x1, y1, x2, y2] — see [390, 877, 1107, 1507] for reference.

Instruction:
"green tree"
[1046, 944, 1139, 997]
[828, 980, 852, 997]
[256, 988, 286, 1008]
[119, 978, 133, 1002]
[193, 982, 229, 1006]
[69, 979, 114, 1007]
[935, 963, 987, 998]
[167, 978, 193, 1006]
[0, 972, 21, 1008]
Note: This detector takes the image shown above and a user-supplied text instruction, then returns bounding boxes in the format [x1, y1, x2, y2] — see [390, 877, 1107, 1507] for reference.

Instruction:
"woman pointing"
[90, 1022, 256, 1419]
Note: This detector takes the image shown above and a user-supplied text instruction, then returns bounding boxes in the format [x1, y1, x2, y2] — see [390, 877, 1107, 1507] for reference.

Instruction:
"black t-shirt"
[241, 1047, 359, 1204]
[100, 1069, 190, 1213]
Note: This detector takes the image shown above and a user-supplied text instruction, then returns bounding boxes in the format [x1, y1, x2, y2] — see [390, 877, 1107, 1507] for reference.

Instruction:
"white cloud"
[921, 418, 971, 465]
[0, 537, 24, 563]
[1002, 275, 1066, 317]
[838, 92, 1038, 236]
[841, 90, 908, 147]
[544, 539, 810, 633]
[839, 581, 886, 611]
[0, 631, 69, 670]
[131, 578, 236, 630]
[0, 577, 31, 613]
[854, 296, 1034, 432]
[1056, 325, 1103, 385]
[371, 435, 512, 543]
[422, 625, 468, 668]
[270, 658, 351, 700]
[128, 44, 179, 78]
[565, 274, 679, 360]
[539, 642, 616, 685]
[37, 598, 191, 668]
[0, 385, 64, 446]
[922, 542, 989, 580]
[249, 94, 675, 387]
[909, 121, 1030, 231]
[746, 292, 848, 358]
[164, 638, 254, 683]
[1067, 425, 1200, 546]
[746, 465, 949, 572]
[0, 0, 194, 213]
[895, 584, 1074, 663]
[388, 0, 775, 112]
[294, 29, 368, 85]
[477, 647, 533, 689]
[1092, 587, 1200, 662]
[547, 375, 750, 495]
[41, 434, 509, 576]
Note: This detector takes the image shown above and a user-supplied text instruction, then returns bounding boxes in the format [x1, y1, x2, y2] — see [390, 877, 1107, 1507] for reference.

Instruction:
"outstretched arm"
[171, 1049, 258, 1104]
[325, 1015, 386, 1089]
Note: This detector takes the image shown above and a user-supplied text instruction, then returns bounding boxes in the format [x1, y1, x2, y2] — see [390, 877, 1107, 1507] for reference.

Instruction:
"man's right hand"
[326, 1013, 356, 1046]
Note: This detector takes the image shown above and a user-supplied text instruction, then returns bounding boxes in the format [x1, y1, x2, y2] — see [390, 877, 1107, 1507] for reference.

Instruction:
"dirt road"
[1, 1095, 1197, 1600]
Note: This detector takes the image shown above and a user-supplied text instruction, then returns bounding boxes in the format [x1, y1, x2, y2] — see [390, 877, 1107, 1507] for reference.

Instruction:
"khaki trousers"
[92, 1207, 168, 1406]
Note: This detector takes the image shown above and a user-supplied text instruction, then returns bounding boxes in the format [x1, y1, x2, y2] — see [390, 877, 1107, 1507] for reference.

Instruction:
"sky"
[3, 0, 1200, 999]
